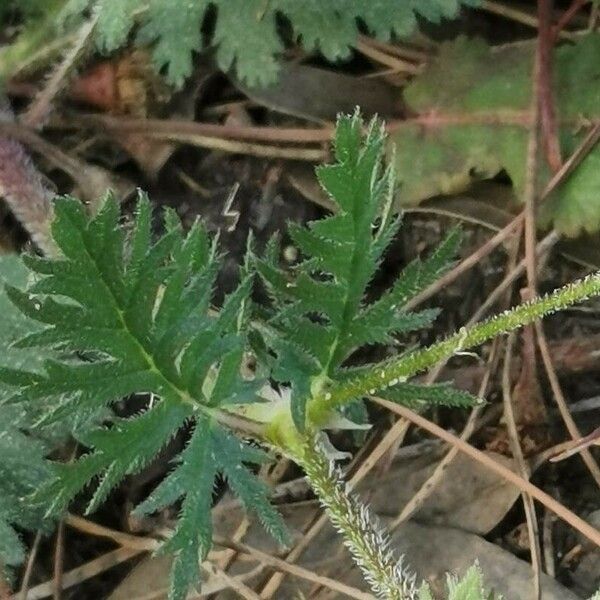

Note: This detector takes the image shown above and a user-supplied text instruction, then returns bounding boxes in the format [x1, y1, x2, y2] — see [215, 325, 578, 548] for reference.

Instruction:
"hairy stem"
[288, 433, 419, 600]
[0, 103, 56, 256]
[308, 272, 600, 425]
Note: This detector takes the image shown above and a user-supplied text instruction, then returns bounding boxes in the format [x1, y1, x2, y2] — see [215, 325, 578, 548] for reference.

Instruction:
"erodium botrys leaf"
[255, 112, 472, 430]
[0, 195, 286, 600]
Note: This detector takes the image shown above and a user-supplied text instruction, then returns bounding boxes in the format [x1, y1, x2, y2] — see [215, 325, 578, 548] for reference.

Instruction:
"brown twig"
[11, 548, 142, 600]
[355, 40, 421, 75]
[203, 564, 262, 600]
[523, 17, 543, 298]
[68, 113, 334, 144]
[481, 0, 577, 39]
[357, 35, 429, 63]
[535, 322, 600, 486]
[52, 522, 65, 600]
[371, 398, 600, 548]
[213, 537, 374, 600]
[469, 223, 560, 322]
[553, 0, 588, 38]
[404, 213, 524, 312]
[65, 514, 161, 552]
[58, 111, 600, 171]
[18, 532, 42, 600]
[502, 332, 542, 599]
[540, 122, 600, 199]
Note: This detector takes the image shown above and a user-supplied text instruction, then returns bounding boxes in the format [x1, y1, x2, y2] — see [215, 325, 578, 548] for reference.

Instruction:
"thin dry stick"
[214, 514, 250, 572]
[52, 521, 64, 600]
[404, 213, 524, 312]
[355, 40, 420, 75]
[540, 121, 600, 199]
[72, 114, 335, 144]
[204, 563, 262, 600]
[553, 0, 588, 37]
[65, 514, 161, 552]
[390, 343, 498, 530]
[115, 131, 325, 161]
[522, 19, 542, 298]
[18, 531, 42, 600]
[502, 332, 542, 600]
[76, 112, 600, 144]
[468, 231, 559, 323]
[537, 0, 562, 172]
[73, 111, 600, 152]
[480, 0, 577, 38]
[357, 35, 429, 63]
[535, 320, 600, 487]
[214, 537, 374, 600]
[14, 547, 142, 600]
[119, 566, 264, 600]
[372, 397, 600, 548]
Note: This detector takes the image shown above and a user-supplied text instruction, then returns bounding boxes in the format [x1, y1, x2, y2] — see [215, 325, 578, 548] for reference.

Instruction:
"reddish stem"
[537, 0, 563, 172]
[553, 0, 587, 38]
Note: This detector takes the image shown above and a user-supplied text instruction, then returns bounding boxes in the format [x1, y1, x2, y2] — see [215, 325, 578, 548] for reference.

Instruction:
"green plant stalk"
[306, 272, 600, 427]
[273, 273, 600, 600]
[289, 433, 418, 600]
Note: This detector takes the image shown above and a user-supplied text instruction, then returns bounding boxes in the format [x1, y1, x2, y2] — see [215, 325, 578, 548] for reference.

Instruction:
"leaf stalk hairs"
[304, 271, 600, 429]
[291, 433, 419, 600]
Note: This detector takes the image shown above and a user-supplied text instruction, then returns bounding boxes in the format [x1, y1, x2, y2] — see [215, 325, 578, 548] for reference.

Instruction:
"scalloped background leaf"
[392, 35, 600, 236]
[54, 0, 481, 87]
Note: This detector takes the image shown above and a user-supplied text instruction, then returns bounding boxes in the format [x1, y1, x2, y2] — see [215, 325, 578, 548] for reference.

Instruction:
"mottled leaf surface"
[394, 35, 600, 235]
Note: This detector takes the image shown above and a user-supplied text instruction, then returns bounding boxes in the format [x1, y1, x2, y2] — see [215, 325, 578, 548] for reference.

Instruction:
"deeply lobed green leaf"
[0, 195, 284, 600]
[255, 112, 462, 430]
